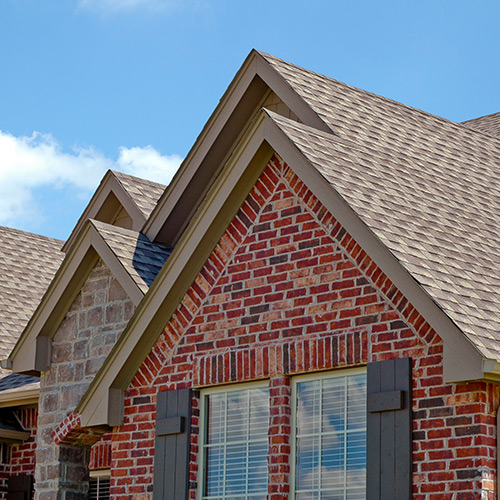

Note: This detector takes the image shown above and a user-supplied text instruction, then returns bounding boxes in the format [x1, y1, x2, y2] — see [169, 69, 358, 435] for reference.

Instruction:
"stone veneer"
[35, 260, 135, 500]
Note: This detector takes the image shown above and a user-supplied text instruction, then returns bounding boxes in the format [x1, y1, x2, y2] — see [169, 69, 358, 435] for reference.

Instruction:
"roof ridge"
[110, 169, 167, 189]
[259, 51, 500, 146]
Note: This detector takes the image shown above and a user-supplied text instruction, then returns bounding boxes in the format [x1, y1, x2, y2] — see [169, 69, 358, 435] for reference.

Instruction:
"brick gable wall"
[112, 156, 498, 500]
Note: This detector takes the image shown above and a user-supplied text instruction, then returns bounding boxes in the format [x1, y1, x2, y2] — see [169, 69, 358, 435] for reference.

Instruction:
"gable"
[131, 155, 433, 392]
[8, 221, 169, 375]
[110, 156, 498, 499]
[76, 107, 489, 428]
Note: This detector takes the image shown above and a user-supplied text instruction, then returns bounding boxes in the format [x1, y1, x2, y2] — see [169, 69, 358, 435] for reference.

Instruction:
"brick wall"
[35, 260, 135, 500]
[0, 407, 38, 500]
[111, 156, 499, 500]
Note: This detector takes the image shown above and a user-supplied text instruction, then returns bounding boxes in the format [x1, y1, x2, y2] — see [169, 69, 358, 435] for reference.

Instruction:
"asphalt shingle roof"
[0, 227, 64, 360]
[92, 220, 171, 293]
[256, 51, 500, 359]
[112, 171, 166, 220]
[462, 112, 500, 138]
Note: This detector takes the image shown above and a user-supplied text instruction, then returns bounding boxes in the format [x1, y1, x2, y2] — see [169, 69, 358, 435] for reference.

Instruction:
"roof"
[462, 112, 500, 138]
[256, 51, 500, 359]
[0, 226, 64, 359]
[111, 171, 166, 220]
[91, 220, 171, 293]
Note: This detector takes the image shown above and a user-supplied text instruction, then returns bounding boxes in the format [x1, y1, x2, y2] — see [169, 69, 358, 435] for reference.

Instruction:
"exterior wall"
[36, 260, 135, 500]
[112, 156, 499, 500]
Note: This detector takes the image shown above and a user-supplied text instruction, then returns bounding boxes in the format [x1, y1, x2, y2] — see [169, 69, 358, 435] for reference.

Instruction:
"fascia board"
[9, 222, 144, 374]
[262, 114, 487, 383]
[0, 387, 39, 408]
[0, 429, 31, 443]
[78, 113, 273, 427]
[62, 173, 146, 253]
[143, 50, 330, 244]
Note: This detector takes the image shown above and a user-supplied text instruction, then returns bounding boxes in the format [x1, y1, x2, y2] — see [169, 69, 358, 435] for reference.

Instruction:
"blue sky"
[1, 0, 499, 240]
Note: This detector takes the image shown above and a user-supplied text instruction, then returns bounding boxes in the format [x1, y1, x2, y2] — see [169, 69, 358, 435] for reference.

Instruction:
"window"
[89, 470, 111, 500]
[199, 383, 270, 500]
[292, 369, 367, 500]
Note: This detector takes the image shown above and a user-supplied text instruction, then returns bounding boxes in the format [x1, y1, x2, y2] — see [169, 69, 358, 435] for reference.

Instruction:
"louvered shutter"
[7, 475, 33, 500]
[153, 388, 192, 500]
[367, 357, 412, 500]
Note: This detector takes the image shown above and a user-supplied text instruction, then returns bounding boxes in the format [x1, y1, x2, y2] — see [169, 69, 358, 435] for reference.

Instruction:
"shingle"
[111, 171, 166, 220]
[462, 112, 500, 138]
[0, 227, 64, 360]
[266, 107, 500, 360]
[91, 220, 171, 293]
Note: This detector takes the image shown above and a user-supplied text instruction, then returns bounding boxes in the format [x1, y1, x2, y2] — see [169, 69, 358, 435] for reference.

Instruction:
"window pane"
[203, 386, 269, 500]
[295, 372, 367, 499]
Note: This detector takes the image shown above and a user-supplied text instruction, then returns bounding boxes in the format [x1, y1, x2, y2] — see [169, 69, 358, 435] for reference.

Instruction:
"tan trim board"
[0, 429, 31, 443]
[78, 110, 488, 428]
[0, 387, 39, 408]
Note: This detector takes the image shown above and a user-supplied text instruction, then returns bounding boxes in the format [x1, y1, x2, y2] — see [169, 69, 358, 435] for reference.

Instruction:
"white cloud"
[117, 145, 182, 184]
[0, 130, 181, 228]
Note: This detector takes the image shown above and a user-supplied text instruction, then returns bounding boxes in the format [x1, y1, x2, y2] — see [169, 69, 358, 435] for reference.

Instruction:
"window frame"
[197, 380, 270, 500]
[89, 469, 111, 500]
[290, 367, 367, 500]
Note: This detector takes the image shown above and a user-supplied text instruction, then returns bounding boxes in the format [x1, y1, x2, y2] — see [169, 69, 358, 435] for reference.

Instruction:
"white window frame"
[197, 380, 270, 500]
[290, 367, 367, 500]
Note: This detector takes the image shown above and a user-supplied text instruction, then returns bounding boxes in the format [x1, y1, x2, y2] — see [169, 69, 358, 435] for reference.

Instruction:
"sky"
[0, 0, 499, 240]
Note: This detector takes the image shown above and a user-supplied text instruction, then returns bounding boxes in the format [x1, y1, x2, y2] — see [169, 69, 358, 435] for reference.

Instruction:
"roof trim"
[0, 429, 31, 443]
[77, 110, 486, 428]
[8, 221, 144, 375]
[143, 49, 331, 247]
[0, 386, 39, 408]
[62, 171, 148, 254]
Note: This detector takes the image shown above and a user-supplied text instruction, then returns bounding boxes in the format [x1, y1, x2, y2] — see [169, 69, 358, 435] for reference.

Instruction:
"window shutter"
[153, 388, 192, 500]
[367, 357, 412, 500]
[7, 474, 33, 500]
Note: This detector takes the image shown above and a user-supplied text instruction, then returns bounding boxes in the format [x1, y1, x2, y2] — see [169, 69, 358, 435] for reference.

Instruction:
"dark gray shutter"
[7, 474, 33, 500]
[153, 388, 192, 500]
[367, 357, 412, 500]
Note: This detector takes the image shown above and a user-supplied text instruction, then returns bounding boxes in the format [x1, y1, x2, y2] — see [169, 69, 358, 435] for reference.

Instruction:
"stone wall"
[35, 260, 135, 500]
